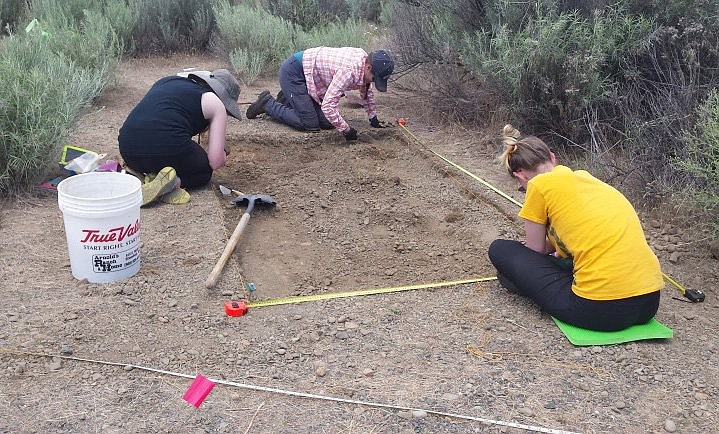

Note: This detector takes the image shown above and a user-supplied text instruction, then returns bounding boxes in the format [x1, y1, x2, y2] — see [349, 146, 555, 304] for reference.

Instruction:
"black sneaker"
[276, 89, 286, 105]
[246, 90, 271, 119]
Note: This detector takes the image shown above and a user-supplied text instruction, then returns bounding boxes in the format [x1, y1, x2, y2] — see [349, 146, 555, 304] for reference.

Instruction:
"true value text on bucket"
[79, 220, 141, 243]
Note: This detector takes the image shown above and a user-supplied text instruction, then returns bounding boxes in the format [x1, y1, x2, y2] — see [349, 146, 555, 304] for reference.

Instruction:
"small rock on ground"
[518, 407, 534, 417]
[664, 419, 677, 432]
[411, 410, 427, 418]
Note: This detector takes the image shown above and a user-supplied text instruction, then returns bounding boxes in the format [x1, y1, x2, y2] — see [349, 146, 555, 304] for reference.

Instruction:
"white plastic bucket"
[58, 172, 142, 283]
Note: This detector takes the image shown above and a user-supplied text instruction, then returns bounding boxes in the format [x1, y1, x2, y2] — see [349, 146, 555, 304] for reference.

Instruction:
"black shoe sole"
[246, 90, 271, 119]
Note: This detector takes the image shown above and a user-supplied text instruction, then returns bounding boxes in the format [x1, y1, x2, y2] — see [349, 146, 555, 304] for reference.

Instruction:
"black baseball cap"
[371, 50, 394, 92]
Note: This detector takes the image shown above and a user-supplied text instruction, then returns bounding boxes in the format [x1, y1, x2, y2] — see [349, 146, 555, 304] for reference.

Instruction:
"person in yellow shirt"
[488, 124, 664, 331]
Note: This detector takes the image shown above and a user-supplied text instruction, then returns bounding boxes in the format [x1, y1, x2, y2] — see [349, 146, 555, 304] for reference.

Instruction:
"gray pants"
[265, 55, 333, 131]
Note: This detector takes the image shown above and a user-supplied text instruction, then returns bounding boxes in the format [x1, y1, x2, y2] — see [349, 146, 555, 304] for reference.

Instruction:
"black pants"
[488, 239, 660, 331]
[120, 139, 212, 189]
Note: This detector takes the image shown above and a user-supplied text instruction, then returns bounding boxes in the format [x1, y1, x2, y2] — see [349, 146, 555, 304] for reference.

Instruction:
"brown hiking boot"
[246, 90, 272, 119]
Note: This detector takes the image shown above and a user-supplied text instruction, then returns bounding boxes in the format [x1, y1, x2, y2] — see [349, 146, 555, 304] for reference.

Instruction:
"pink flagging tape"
[183, 373, 216, 407]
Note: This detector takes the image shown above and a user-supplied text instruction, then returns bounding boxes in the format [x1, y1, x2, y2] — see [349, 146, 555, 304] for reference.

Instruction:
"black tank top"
[119, 76, 210, 155]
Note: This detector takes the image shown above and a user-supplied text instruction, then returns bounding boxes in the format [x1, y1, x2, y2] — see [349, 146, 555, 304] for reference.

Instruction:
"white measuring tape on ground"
[1, 349, 582, 434]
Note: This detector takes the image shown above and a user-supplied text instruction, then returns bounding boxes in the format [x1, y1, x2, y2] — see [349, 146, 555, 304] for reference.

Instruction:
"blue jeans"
[265, 55, 333, 131]
[488, 239, 660, 331]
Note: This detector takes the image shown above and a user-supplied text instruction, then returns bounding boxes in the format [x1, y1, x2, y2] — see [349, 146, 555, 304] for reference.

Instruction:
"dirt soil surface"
[1, 54, 718, 434]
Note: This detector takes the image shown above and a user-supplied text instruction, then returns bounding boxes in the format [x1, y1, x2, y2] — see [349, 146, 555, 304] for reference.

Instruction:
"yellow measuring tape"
[398, 124, 522, 207]
[247, 276, 497, 308]
[397, 122, 699, 300]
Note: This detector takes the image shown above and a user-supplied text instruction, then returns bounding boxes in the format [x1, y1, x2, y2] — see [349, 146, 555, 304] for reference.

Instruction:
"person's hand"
[343, 127, 358, 141]
[369, 116, 388, 128]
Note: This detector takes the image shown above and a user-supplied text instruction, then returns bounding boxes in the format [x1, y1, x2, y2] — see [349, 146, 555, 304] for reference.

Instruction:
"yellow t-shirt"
[518, 165, 663, 300]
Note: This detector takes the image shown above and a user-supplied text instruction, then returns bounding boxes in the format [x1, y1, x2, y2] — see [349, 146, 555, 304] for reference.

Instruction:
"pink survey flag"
[183, 373, 216, 407]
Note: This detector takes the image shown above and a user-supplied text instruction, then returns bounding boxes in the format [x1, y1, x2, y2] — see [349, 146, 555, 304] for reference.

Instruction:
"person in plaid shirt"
[246, 47, 394, 141]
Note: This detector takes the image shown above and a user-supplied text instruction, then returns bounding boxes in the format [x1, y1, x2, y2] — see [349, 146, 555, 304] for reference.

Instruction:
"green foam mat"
[552, 317, 673, 346]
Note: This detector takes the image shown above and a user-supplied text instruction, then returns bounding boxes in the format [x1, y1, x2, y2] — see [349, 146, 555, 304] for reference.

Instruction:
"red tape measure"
[224, 300, 248, 317]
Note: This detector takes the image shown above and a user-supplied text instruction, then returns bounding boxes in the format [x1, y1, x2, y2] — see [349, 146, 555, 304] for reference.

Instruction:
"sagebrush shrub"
[215, 1, 370, 80]
[0, 34, 108, 195]
[346, 0, 382, 22]
[385, 0, 719, 205]
[29, 0, 106, 24]
[265, 0, 348, 30]
[230, 47, 268, 85]
[461, 7, 652, 135]
[42, 9, 122, 73]
[103, 0, 139, 55]
[295, 18, 371, 51]
[214, 1, 295, 73]
[677, 89, 719, 210]
[591, 15, 719, 196]
[131, 0, 215, 55]
[0, 2, 118, 195]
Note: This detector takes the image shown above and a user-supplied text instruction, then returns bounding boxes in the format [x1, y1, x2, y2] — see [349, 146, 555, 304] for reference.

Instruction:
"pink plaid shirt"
[302, 47, 377, 132]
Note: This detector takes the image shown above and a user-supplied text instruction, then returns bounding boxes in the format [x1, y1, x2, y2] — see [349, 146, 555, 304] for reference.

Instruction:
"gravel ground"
[1, 54, 717, 434]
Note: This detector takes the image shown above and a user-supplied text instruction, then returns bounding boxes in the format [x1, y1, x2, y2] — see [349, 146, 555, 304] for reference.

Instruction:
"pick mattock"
[218, 184, 243, 197]
[205, 194, 276, 289]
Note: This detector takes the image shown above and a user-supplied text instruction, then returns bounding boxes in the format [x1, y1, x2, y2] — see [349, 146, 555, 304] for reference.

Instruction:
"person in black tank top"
[118, 69, 241, 205]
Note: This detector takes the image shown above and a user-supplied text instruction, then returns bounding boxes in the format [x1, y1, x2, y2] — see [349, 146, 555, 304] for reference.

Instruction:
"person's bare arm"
[201, 92, 228, 170]
[524, 220, 549, 253]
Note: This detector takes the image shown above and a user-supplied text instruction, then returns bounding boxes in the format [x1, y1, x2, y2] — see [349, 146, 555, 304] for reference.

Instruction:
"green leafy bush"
[103, 0, 139, 55]
[265, 0, 349, 30]
[230, 47, 269, 84]
[461, 7, 652, 134]
[346, 0, 382, 22]
[27, 0, 136, 55]
[627, 0, 719, 30]
[227, 2, 295, 54]
[593, 13, 719, 196]
[131, 0, 215, 55]
[0, 34, 108, 195]
[28, 0, 106, 24]
[0, 1, 120, 195]
[215, 1, 295, 78]
[215, 2, 370, 83]
[386, 0, 719, 206]
[40, 9, 122, 74]
[677, 89, 719, 210]
[295, 18, 371, 51]
[31, 0, 216, 56]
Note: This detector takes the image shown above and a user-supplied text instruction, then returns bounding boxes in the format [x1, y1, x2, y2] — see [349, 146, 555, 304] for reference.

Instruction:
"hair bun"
[502, 124, 521, 152]
[502, 124, 521, 139]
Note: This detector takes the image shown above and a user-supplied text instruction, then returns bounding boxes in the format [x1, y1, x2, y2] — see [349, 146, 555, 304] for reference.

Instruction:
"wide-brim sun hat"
[370, 50, 394, 92]
[188, 69, 242, 120]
